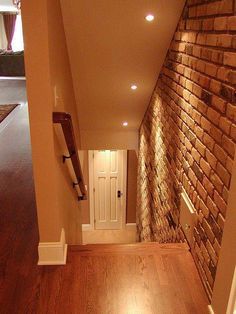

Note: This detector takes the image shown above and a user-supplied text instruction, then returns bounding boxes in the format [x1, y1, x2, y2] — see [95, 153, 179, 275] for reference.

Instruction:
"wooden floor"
[0, 80, 209, 314]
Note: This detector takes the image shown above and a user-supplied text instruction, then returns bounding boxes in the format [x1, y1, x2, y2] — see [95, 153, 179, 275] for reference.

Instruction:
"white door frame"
[88, 150, 127, 230]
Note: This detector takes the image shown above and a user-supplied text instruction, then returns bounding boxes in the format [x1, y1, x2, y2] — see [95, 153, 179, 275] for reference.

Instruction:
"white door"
[93, 150, 126, 230]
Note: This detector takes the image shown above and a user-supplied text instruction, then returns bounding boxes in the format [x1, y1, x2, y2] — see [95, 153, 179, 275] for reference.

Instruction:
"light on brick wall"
[122, 121, 128, 126]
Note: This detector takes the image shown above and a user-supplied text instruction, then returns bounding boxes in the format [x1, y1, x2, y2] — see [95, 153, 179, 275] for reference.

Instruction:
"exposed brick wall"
[137, 0, 236, 298]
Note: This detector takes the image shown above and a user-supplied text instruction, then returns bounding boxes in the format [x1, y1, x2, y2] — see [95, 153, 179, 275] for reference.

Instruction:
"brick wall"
[137, 0, 236, 298]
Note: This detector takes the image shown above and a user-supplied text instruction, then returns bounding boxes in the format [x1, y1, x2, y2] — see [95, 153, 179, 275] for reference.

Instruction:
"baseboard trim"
[38, 228, 68, 265]
[126, 223, 136, 230]
[82, 224, 93, 231]
[82, 223, 136, 231]
[208, 305, 215, 314]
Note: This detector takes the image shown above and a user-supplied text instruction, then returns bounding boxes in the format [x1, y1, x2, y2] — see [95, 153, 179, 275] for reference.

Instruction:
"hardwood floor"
[0, 80, 209, 314]
[34, 243, 208, 314]
[0, 80, 40, 313]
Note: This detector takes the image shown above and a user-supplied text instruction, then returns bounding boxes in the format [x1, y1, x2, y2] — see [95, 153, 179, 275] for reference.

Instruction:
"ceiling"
[61, 0, 184, 144]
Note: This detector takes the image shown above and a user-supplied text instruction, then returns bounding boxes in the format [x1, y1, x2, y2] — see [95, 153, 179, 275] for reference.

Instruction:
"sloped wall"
[137, 0, 236, 298]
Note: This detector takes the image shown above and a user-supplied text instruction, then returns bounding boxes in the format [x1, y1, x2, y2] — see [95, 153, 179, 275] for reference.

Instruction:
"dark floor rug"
[0, 104, 19, 123]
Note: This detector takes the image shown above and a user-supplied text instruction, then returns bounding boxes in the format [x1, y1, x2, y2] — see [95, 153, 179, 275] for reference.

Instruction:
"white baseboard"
[82, 224, 93, 231]
[82, 223, 136, 231]
[208, 305, 215, 314]
[38, 228, 68, 265]
[126, 223, 136, 230]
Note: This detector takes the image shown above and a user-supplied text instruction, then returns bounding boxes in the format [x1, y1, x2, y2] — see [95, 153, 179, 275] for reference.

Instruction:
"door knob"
[117, 190, 122, 198]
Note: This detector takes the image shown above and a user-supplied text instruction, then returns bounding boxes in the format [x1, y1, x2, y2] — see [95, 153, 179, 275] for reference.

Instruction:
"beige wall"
[81, 150, 137, 225]
[211, 152, 236, 314]
[80, 130, 138, 151]
[22, 0, 82, 244]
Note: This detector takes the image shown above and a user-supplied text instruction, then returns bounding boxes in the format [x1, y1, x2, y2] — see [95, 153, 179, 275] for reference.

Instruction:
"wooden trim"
[88, 151, 95, 229]
[53, 112, 87, 200]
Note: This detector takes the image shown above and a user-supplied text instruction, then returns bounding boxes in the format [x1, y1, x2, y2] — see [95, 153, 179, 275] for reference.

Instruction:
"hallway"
[0, 79, 209, 313]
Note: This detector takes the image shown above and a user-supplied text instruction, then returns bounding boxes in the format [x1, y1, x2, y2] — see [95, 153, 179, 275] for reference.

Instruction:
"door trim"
[88, 150, 127, 230]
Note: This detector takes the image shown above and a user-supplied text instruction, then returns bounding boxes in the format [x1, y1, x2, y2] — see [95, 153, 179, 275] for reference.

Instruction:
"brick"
[192, 147, 201, 163]
[228, 16, 236, 30]
[219, 0, 234, 14]
[227, 70, 236, 85]
[216, 162, 230, 187]
[200, 158, 211, 177]
[206, 34, 218, 46]
[192, 161, 204, 181]
[217, 34, 232, 49]
[214, 17, 228, 30]
[213, 53, 224, 67]
[230, 124, 236, 141]
[211, 95, 227, 114]
[219, 117, 231, 135]
[208, 214, 222, 243]
[198, 100, 208, 115]
[203, 133, 215, 152]
[220, 85, 235, 103]
[217, 67, 230, 82]
[199, 198, 209, 218]
[201, 90, 212, 105]
[214, 191, 227, 218]
[226, 156, 233, 173]
[202, 218, 215, 244]
[222, 187, 229, 204]
[197, 181, 208, 201]
[210, 125, 222, 144]
[217, 213, 225, 230]
[226, 104, 236, 122]
[213, 238, 221, 256]
[224, 52, 236, 67]
[206, 240, 218, 266]
[222, 135, 235, 158]
[205, 63, 218, 77]
[209, 79, 221, 95]
[195, 138, 206, 157]
[210, 172, 224, 193]
[188, 168, 198, 187]
[203, 176, 214, 198]
[207, 196, 219, 219]
[214, 144, 228, 165]
[206, 149, 217, 169]
[201, 48, 212, 61]
[201, 116, 212, 131]
[207, 107, 220, 125]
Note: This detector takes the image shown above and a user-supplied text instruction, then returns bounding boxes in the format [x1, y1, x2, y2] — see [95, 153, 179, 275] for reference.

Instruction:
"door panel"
[93, 150, 125, 230]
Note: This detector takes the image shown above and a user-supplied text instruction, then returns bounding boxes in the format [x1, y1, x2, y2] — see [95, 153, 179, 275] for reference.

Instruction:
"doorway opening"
[80, 149, 138, 244]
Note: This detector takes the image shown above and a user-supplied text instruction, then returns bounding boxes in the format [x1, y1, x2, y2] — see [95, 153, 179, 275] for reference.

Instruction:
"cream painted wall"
[0, 14, 7, 49]
[21, 0, 82, 244]
[80, 130, 138, 151]
[211, 150, 236, 314]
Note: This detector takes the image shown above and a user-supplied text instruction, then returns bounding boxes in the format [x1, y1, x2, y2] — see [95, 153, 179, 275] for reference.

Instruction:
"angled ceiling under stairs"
[61, 0, 185, 149]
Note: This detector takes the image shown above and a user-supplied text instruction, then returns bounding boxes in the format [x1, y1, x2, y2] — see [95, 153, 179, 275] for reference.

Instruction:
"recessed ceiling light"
[131, 85, 137, 90]
[145, 14, 154, 22]
[122, 121, 128, 126]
